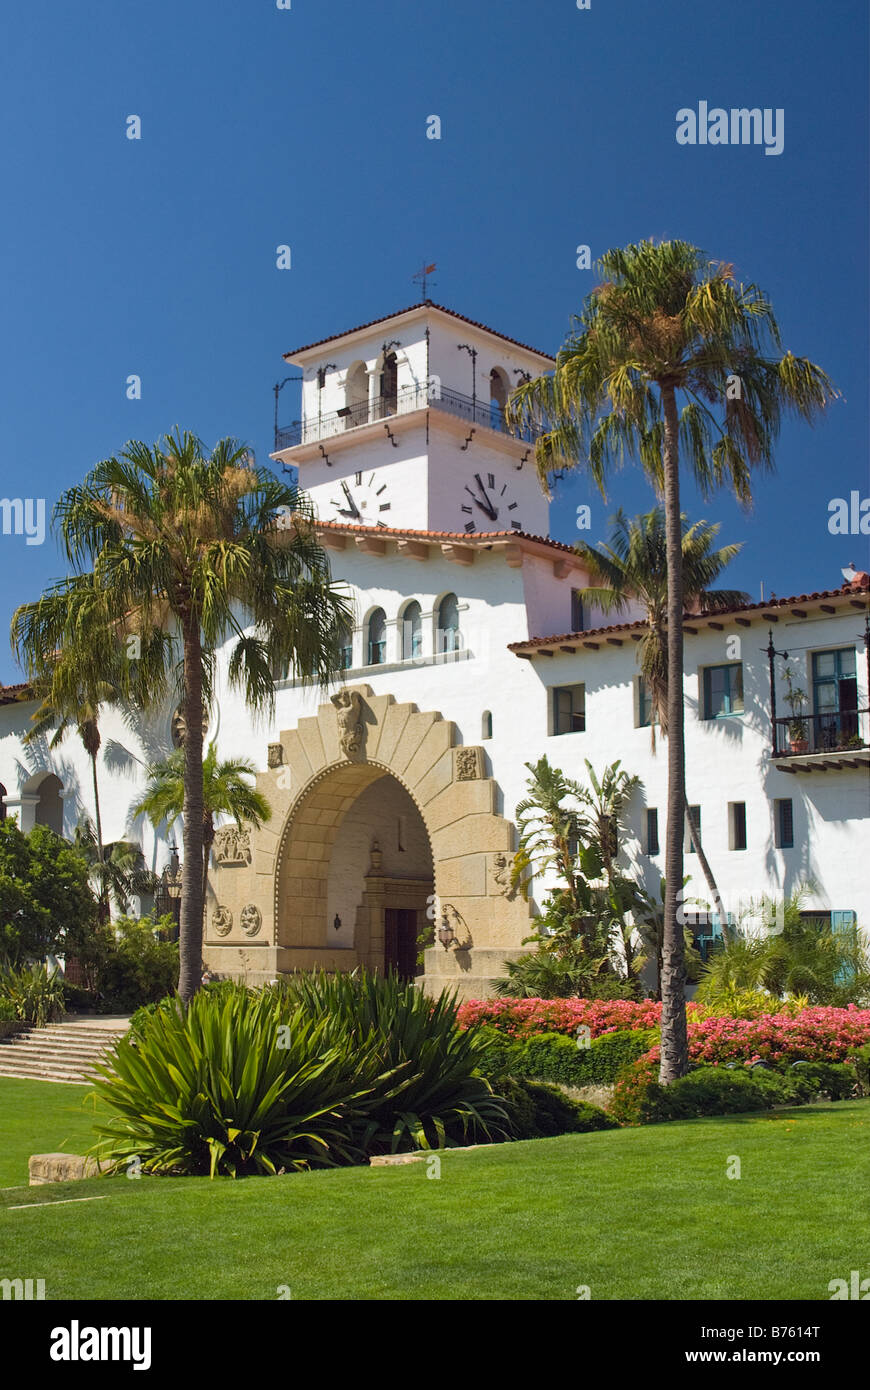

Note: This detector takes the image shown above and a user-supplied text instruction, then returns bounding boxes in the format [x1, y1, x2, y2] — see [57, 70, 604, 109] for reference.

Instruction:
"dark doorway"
[384, 908, 418, 980]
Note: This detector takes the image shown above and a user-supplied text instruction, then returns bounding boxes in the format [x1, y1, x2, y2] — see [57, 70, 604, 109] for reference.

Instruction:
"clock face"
[459, 471, 523, 534]
[327, 471, 392, 527]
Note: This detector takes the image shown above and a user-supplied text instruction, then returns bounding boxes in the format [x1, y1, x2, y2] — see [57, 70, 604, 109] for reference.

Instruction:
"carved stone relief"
[214, 826, 252, 866]
[212, 905, 233, 937]
[240, 904, 262, 937]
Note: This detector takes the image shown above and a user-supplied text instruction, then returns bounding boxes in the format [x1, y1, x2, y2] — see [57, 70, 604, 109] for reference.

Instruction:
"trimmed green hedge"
[496, 1075, 618, 1139]
[610, 1059, 858, 1126]
[476, 1025, 656, 1087]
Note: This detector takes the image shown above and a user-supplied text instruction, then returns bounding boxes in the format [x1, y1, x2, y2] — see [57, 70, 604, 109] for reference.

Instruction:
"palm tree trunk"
[178, 618, 205, 1002]
[659, 383, 689, 1082]
[201, 817, 214, 931]
[684, 797, 729, 942]
[90, 752, 105, 865]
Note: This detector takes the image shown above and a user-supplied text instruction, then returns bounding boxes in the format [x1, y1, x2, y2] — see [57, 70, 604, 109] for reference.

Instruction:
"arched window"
[35, 773, 63, 835]
[367, 608, 387, 666]
[344, 361, 368, 430]
[401, 601, 422, 660]
[489, 367, 509, 431]
[380, 352, 398, 415]
[436, 593, 460, 654]
[481, 711, 493, 740]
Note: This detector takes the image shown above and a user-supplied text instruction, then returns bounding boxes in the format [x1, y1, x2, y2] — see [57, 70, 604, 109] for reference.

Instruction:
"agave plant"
[90, 985, 378, 1177]
[0, 962, 66, 1026]
[275, 970, 510, 1152]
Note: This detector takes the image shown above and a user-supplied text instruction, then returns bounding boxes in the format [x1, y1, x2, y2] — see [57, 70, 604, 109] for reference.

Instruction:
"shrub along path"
[0, 1081, 866, 1300]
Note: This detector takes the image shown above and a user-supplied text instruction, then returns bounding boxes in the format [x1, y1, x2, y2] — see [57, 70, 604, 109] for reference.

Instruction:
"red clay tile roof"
[283, 302, 555, 364]
[311, 519, 579, 555]
[509, 577, 870, 651]
[0, 681, 32, 705]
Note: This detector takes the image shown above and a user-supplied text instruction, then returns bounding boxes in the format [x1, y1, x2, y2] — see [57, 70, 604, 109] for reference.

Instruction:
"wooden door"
[384, 908, 418, 980]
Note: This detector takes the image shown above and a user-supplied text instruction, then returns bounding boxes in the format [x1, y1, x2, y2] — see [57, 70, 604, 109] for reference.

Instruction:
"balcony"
[274, 382, 539, 451]
[772, 707, 870, 772]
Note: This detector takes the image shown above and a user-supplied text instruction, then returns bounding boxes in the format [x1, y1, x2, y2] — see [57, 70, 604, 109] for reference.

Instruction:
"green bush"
[853, 1044, 870, 1096]
[0, 962, 66, 1026]
[494, 1075, 619, 1139]
[93, 972, 509, 1176]
[74, 914, 179, 1013]
[783, 1061, 857, 1101]
[473, 1026, 656, 1087]
[60, 983, 96, 1014]
[0, 821, 98, 967]
[0, 997, 17, 1021]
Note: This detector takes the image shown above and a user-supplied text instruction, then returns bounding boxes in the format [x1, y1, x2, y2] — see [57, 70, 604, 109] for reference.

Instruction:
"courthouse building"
[1, 303, 868, 996]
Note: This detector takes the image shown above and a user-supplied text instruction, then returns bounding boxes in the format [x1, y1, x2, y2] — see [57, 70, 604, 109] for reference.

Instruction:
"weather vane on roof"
[413, 261, 437, 302]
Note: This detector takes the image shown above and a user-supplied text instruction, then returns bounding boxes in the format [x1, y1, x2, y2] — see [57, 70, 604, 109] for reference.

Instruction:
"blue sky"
[1, 0, 867, 682]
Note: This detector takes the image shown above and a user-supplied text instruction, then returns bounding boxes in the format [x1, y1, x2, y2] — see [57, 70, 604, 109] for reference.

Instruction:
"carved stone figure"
[331, 688, 365, 759]
[455, 747, 481, 781]
[214, 826, 252, 866]
[267, 742, 284, 768]
[490, 851, 517, 900]
[212, 905, 233, 937]
[240, 904, 262, 937]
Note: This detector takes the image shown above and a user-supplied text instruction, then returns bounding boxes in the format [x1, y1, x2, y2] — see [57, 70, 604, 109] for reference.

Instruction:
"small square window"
[729, 802, 747, 851]
[775, 798, 794, 849]
[553, 684, 585, 735]
[703, 663, 744, 719]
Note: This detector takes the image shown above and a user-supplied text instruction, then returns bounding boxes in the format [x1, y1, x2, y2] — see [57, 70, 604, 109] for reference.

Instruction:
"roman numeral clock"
[459, 471, 524, 534]
[328, 471, 392, 527]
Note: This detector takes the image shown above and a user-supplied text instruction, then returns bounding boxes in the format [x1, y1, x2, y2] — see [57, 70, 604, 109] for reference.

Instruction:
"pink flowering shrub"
[675, 1006, 869, 1067]
[458, 997, 870, 1066]
[457, 997, 663, 1039]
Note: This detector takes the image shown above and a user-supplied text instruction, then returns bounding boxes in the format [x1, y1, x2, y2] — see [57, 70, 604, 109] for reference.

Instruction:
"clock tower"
[271, 303, 554, 537]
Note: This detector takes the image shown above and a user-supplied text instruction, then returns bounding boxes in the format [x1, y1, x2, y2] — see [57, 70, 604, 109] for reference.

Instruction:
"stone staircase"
[0, 1019, 129, 1084]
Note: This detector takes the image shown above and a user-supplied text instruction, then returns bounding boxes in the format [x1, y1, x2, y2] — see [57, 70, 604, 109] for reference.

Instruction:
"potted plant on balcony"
[782, 666, 809, 753]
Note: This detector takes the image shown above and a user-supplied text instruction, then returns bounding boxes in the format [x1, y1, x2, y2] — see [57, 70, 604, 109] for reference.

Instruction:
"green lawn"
[0, 1078, 98, 1188]
[1, 1078, 867, 1300]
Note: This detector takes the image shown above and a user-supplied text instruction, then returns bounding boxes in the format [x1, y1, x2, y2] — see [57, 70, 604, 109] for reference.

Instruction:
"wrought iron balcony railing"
[773, 708, 869, 757]
[275, 382, 540, 450]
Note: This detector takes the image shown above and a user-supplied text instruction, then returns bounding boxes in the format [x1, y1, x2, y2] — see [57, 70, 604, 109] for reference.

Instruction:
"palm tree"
[12, 430, 352, 1001]
[577, 508, 747, 744]
[73, 818, 160, 924]
[132, 741, 273, 924]
[577, 507, 748, 929]
[576, 756, 640, 888]
[507, 239, 836, 1080]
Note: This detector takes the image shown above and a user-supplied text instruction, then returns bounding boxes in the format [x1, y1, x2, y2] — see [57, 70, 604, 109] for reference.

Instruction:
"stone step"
[0, 1019, 129, 1085]
[39, 1026, 129, 1039]
[0, 1066, 96, 1085]
[0, 1055, 101, 1078]
[0, 1045, 116, 1061]
[1, 1030, 120, 1047]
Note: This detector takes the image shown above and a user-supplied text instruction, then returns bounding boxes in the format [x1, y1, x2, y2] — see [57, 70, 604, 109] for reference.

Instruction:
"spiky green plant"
[0, 962, 66, 1026]
[90, 985, 376, 1177]
[276, 970, 509, 1152]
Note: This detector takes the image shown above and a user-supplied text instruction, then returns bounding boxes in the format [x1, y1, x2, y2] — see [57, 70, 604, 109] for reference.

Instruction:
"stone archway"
[205, 684, 533, 998]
